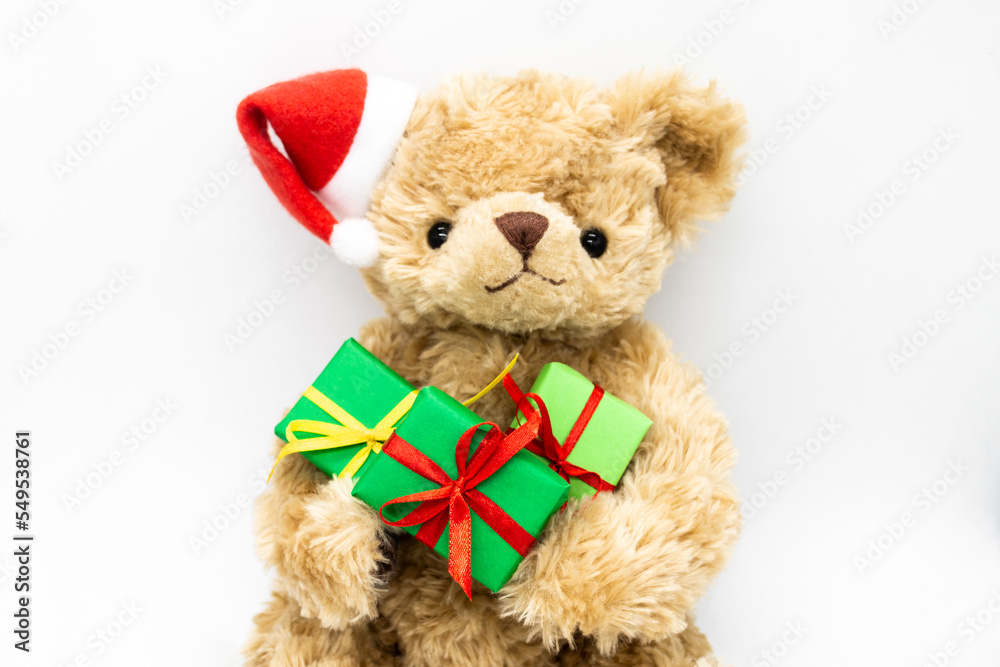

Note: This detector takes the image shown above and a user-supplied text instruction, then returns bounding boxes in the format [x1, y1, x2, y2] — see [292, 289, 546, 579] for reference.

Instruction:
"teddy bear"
[236, 67, 746, 666]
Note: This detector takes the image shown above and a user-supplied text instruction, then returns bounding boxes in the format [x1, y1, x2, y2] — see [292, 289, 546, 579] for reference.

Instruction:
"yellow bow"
[268, 388, 418, 482]
[268, 354, 518, 482]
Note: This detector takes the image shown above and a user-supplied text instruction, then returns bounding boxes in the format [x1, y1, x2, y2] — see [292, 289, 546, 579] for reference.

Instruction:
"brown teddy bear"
[237, 68, 746, 666]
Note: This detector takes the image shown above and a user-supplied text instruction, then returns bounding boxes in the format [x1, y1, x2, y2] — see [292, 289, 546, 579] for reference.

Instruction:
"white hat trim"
[317, 74, 418, 221]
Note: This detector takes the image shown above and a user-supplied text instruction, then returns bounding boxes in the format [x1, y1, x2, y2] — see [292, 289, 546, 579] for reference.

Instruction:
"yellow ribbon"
[462, 354, 518, 407]
[267, 353, 519, 482]
[268, 388, 417, 482]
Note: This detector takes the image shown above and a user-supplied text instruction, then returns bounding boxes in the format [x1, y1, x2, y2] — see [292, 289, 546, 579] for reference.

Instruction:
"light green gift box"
[512, 363, 652, 499]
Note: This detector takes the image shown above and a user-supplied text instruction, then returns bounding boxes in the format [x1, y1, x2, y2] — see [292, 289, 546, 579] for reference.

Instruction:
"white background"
[2, 1, 999, 665]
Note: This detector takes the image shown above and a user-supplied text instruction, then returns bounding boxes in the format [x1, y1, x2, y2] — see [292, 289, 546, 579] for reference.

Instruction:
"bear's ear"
[608, 70, 746, 247]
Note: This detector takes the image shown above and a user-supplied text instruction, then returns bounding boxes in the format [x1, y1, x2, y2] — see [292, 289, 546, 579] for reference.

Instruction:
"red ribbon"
[503, 375, 615, 494]
[378, 413, 541, 599]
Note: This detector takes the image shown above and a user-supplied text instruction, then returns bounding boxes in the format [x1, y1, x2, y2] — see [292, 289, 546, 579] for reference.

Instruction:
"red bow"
[503, 375, 615, 494]
[378, 413, 541, 599]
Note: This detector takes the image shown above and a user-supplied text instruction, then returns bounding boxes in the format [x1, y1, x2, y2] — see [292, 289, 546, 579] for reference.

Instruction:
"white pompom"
[329, 217, 380, 268]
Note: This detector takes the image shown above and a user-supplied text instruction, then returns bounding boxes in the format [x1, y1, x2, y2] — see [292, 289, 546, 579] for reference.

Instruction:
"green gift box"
[352, 387, 569, 594]
[273, 338, 416, 479]
[511, 363, 652, 500]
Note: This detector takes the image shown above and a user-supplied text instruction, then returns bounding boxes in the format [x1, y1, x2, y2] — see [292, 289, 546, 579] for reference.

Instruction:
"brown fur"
[246, 69, 745, 666]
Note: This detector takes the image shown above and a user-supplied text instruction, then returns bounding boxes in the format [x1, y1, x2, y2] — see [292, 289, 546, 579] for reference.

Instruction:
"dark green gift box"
[274, 338, 415, 479]
[352, 387, 569, 593]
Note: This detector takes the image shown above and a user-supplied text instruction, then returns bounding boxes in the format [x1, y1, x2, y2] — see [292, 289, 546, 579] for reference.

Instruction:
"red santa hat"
[237, 69, 418, 267]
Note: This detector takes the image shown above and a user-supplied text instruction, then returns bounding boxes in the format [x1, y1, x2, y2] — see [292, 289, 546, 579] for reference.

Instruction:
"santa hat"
[237, 69, 418, 267]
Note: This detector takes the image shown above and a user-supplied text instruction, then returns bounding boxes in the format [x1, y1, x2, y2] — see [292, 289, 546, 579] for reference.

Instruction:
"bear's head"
[240, 69, 745, 337]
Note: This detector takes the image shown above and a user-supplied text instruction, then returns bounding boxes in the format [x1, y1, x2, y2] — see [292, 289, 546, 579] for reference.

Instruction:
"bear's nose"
[494, 211, 549, 259]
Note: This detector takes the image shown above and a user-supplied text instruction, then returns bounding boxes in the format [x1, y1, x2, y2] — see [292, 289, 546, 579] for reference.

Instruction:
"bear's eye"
[427, 221, 452, 249]
[580, 228, 607, 258]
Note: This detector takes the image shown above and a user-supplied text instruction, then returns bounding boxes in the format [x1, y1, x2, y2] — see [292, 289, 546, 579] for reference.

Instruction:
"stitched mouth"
[485, 263, 566, 293]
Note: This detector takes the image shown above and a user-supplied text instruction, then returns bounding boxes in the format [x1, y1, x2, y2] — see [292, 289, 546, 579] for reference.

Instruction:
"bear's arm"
[498, 320, 741, 654]
[251, 321, 413, 630]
